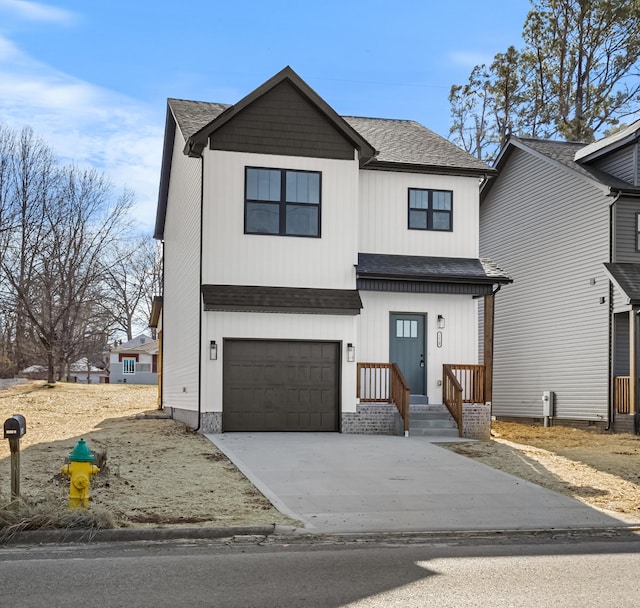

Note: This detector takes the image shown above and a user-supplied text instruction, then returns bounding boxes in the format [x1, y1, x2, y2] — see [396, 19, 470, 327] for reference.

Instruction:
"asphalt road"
[1, 532, 640, 607]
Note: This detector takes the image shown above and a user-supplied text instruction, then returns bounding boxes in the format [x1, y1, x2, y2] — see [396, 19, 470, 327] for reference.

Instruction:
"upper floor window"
[636, 213, 640, 251]
[408, 189, 453, 231]
[245, 167, 321, 237]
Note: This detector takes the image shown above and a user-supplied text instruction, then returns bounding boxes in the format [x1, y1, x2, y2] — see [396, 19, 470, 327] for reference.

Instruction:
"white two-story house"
[155, 67, 510, 435]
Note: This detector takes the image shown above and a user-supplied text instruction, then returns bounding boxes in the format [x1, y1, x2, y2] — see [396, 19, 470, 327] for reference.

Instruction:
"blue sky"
[0, 0, 531, 233]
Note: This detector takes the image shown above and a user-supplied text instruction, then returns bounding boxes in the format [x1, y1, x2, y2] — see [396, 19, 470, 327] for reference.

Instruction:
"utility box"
[542, 391, 554, 426]
[3, 414, 26, 439]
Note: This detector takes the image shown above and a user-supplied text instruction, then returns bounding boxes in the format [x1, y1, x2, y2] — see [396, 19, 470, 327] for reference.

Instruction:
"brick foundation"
[341, 404, 403, 435]
[461, 403, 491, 440]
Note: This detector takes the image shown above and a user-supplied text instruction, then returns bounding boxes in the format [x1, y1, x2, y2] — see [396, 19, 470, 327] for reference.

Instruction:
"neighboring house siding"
[592, 145, 635, 184]
[202, 150, 359, 289]
[209, 81, 355, 160]
[162, 125, 202, 411]
[613, 197, 640, 263]
[480, 147, 610, 421]
[358, 170, 479, 258]
[614, 312, 629, 377]
[110, 363, 157, 385]
[358, 291, 478, 404]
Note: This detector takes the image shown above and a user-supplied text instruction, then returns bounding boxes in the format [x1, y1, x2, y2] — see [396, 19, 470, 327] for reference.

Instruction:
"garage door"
[223, 340, 339, 431]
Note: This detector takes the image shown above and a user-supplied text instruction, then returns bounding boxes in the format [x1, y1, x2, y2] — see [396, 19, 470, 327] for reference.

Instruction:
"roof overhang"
[201, 285, 363, 315]
[603, 263, 640, 307]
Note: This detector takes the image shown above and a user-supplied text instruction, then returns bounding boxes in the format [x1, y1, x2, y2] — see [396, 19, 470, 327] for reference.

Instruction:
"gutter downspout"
[193, 154, 205, 433]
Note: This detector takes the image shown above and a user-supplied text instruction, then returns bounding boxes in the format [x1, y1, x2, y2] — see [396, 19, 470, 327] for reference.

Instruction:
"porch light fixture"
[210, 340, 218, 360]
[347, 343, 355, 362]
[437, 315, 445, 329]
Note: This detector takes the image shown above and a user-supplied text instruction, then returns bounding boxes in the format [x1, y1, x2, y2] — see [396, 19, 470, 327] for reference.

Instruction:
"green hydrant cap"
[68, 438, 95, 462]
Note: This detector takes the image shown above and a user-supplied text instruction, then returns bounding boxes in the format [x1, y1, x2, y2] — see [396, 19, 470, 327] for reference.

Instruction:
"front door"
[389, 313, 426, 396]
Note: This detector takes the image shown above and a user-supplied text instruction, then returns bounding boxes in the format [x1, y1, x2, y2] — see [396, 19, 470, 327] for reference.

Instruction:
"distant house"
[154, 67, 510, 435]
[109, 334, 159, 385]
[480, 121, 640, 433]
[68, 358, 107, 384]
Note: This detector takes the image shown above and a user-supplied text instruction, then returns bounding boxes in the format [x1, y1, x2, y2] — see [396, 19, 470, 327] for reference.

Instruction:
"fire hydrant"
[61, 439, 100, 508]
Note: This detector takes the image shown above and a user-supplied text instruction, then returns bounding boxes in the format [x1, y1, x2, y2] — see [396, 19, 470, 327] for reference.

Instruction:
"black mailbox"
[4, 414, 26, 439]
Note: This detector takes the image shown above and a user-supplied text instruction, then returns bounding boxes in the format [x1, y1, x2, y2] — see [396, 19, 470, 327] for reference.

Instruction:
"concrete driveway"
[207, 433, 630, 534]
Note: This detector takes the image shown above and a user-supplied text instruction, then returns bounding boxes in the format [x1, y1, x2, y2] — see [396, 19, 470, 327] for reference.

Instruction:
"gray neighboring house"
[480, 121, 640, 433]
[109, 334, 159, 385]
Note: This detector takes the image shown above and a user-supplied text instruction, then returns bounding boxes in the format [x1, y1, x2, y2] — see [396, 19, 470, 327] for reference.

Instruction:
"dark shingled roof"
[168, 99, 230, 140]
[201, 285, 363, 315]
[356, 253, 511, 284]
[603, 263, 640, 306]
[344, 116, 491, 173]
[166, 101, 491, 174]
[511, 138, 640, 191]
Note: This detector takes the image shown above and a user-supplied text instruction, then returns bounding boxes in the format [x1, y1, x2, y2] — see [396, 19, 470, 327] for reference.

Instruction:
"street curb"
[0, 525, 277, 546]
[2, 524, 639, 547]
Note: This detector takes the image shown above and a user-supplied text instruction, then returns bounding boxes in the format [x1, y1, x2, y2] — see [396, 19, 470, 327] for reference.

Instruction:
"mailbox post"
[3, 414, 26, 500]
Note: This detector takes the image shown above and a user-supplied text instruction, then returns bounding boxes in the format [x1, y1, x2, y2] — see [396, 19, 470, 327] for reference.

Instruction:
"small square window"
[408, 189, 452, 231]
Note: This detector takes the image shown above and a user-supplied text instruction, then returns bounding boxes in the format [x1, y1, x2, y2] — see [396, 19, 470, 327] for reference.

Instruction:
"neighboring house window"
[637, 213, 640, 251]
[245, 167, 321, 237]
[408, 189, 453, 231]
[122, 358, 136, 374]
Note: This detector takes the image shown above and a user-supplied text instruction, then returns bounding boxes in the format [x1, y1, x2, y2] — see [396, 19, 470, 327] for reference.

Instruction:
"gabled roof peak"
[574, 119, 640, 162]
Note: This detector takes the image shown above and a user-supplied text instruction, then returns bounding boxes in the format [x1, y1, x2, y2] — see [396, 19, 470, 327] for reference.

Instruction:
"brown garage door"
[223, 340, 339, 431]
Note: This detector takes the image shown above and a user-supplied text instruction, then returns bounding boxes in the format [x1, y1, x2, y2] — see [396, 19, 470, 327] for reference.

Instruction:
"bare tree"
[102, 234, 161, 341]
[1, 159, 133, 382]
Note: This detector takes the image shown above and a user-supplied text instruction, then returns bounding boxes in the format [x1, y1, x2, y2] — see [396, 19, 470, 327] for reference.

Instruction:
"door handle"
[420, 354, 425, 368]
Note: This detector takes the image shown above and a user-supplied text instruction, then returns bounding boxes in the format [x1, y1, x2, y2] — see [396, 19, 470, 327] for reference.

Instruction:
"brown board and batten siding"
[209, 81, 355, 160]
[480, 146, 610, 421]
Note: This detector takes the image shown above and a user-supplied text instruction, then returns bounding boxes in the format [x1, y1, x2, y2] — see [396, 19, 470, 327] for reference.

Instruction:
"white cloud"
[448, 50, 493, 69]
[0, 0, 76, 24]
[0, 34, 163, 233]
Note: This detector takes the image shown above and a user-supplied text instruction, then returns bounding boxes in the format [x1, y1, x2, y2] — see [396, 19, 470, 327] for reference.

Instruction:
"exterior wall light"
[210, 340, 218, 360]
[347, 343, 355, 362]
[437, 315, 445, 329]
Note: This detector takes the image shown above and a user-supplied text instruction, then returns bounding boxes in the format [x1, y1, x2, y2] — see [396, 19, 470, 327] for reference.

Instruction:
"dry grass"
[0, 381, 297, 530]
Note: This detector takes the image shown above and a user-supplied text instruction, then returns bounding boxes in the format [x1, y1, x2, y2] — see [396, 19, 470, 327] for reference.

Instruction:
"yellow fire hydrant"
[61, 438, 100, 508]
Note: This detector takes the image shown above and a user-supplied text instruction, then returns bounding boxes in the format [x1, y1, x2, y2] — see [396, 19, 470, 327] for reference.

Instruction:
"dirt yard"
[1, 381, 639, 528]
[0, 382, 297, 528]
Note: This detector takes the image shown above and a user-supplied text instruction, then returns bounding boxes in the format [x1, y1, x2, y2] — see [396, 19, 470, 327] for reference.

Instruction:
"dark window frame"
[244, 167, 322, 238]
[636, 212, 640, 252]
[407, 188, 453, 232]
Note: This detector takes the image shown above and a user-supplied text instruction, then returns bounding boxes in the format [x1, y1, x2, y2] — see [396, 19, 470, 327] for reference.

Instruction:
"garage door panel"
[223, 340, 339, 431]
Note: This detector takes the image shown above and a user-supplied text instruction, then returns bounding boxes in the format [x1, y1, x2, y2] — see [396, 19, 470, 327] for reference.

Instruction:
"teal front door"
[389, 313, 426, 395]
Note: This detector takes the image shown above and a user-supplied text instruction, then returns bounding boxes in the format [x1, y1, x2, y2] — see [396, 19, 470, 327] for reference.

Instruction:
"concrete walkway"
[207, 433, 632, 534]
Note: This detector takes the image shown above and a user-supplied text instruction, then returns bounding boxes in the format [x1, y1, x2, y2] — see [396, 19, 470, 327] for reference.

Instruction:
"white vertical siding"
[358, 170, 480, 257]
[481, 148, 610, 421]
[358, 291, 478, 404]
[162, 126, 202, 412]
[201, 151, 359, 289]
[202, 312, 357, 413]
